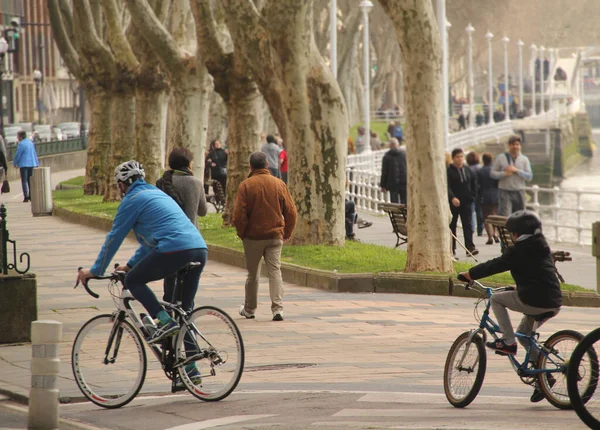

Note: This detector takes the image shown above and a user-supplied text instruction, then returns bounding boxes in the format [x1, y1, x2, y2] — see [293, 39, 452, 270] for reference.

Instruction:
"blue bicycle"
[444, 276, 598, 409]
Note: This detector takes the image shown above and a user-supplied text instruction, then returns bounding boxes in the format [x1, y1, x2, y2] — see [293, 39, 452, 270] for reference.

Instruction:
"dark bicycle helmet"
[505, 210, 542, 236]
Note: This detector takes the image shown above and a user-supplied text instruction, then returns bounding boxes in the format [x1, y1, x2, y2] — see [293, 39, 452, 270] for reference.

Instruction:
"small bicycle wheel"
[72, 314, 147, 408]
[175, 306, 244, 401]
[444, 331, 487, 408]
[567, 328, 600, 428]
[538, 329, 597, 410]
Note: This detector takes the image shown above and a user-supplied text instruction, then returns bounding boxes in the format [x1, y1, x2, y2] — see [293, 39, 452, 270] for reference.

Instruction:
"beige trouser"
[242, 238, 284, 315]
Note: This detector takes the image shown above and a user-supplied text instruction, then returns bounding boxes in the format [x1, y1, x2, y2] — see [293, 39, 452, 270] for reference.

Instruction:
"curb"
[52, 207, 600, 307]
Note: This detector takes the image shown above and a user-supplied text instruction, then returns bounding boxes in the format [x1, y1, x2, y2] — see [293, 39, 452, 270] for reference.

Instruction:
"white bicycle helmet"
[114, 160, 145, 185]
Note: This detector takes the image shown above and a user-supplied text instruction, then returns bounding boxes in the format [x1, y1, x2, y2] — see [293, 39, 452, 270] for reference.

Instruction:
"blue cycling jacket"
[90, 179, 206, 276]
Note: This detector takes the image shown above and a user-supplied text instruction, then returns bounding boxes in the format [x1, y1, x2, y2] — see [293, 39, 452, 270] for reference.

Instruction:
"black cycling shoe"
[485, 338, 517, 355]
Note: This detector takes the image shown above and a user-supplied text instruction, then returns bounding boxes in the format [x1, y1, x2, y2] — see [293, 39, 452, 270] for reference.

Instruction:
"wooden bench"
[485, 215, 572, 281]
[379, 202, 408, 248]
[207, 180, 226, 213]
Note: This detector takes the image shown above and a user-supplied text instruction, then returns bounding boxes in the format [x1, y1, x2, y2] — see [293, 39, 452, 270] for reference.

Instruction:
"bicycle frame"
[457, 280, 566, 377]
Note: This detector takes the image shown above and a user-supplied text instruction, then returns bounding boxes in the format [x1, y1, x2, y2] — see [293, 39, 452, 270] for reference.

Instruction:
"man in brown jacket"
[233, 151, 297, 321]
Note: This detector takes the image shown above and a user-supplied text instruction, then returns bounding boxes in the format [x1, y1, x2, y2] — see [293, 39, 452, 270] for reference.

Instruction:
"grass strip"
[53, 180, 586, 292]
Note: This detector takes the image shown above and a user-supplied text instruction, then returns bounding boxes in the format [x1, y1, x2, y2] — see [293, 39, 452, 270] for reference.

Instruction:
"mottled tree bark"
[221, 0, 348, 245]
[124, 0, 211, 178]
[191, 0, 262, 226]
[378, 0, 453, 273]
[83, 89, 112, 195]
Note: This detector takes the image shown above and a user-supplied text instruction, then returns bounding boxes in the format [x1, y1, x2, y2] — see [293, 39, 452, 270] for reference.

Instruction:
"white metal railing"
[345, 168, 600, 245]
[347, 149, 386, 170]
[446, 121, 514, 151]
[345, 168, 390, 214]
[527, 185, 600, 245]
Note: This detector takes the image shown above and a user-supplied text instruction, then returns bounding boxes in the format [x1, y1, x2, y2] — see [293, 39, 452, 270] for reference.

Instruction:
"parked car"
[4, 126, 22, 145]
[33, 125, 53, 142]
[52, 127, 64, 141]
[57, 122, 81, 139]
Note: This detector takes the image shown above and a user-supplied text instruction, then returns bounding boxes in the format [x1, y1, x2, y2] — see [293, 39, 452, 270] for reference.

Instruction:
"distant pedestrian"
[233, 151, 297, 321]
[466, 151, 483, 237]
[447, 148, 478, 257]
[477, 152, 500, 244]
[206, 139, 228, 193]
[491, 135, 533, 216]
[386, 121, 396, 141]
[156, 147, 208, 303]
[278, 139, 289, 184]
[347, 136, 356, 155]
[380, 138, 407, 204]
[458, 113, 466, 130]
[261, 135, 282, 178]
[12, 130, 38, 202]
[355, 126, 367, 154]
[370, 131, 382, 151]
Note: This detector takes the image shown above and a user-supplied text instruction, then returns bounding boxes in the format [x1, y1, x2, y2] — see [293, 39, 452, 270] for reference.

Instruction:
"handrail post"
[552, 186, 560, 242]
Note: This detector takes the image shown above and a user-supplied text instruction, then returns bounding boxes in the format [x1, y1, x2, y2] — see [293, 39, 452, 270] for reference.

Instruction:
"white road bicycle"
[71, 263, 244, 408]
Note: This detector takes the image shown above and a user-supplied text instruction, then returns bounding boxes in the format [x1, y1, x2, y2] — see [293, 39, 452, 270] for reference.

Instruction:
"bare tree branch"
[124, 0, 184, 74]
[191, 0, 228, 70]
[48, 0, 81, 77]
[102, 0, 139, 69]
[73, 0, 117, 76]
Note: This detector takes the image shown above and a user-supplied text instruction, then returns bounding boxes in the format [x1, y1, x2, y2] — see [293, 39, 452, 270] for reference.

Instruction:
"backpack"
[393, 125, 403, 140]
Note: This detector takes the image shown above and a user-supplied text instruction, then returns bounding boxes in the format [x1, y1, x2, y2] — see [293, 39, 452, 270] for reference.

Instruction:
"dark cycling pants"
[125, 248, 208, 318]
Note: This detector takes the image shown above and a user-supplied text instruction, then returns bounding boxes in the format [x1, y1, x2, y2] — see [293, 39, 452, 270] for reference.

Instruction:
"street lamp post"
[530, 44, 537, 116]
[0, 38, 7, 137]
[502, 36, 510, 120]
[485, 31, 493, 124]
[540, 46, 546, 113]
[359, 0, 373, 150]
[329, 0, 337, 78]
[33, 69, 42, 125]
[466, 23, 475, 129]
[518, 40, 524, 116]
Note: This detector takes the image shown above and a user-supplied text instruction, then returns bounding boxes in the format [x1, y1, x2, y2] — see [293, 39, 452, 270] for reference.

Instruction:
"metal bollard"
[593, 222, 600, 293]
[28, 320, 62, 430]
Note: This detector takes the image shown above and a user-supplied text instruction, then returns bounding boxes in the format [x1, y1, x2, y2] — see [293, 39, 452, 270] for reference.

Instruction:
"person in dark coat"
[466, 151, 483, 237]
[380, 138, 407, 204]
[459, 210, 561, 403]
[477, 152, 499, 244]
[206, 139, 228, 193]
[447, 148, 478, 256]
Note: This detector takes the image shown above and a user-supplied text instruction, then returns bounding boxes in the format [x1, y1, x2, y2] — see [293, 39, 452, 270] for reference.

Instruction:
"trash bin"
[30, 167, 53, 217]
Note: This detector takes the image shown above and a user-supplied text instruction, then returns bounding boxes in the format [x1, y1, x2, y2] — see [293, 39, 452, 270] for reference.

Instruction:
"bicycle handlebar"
[75, 264, 125, 299]
[455, 274, 515, 293]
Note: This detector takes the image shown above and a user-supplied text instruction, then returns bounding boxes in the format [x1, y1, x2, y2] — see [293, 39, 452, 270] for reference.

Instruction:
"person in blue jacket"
[77, 161, 208, 353]
[12, 130, 39, 202]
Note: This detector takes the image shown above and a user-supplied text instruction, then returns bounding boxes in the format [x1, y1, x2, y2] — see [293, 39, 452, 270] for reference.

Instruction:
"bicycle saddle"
[528, 311, 557, 322]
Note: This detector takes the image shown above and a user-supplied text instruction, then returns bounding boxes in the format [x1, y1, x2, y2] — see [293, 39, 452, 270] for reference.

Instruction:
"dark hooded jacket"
[380, 148, 407, 191]
[469, 234, 562, 309]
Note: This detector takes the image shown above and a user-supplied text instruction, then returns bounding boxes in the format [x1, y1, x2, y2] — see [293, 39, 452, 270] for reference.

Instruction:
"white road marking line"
[163, 414, 276, 430]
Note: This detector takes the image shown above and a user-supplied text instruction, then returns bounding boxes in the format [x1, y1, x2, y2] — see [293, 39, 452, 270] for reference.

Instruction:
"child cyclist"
[459, 210, 562, 402]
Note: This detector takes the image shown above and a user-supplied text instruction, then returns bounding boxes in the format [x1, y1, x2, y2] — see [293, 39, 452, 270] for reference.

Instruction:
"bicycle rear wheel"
[72, 314, 147, 408]
[175, 306, 244, 401]
[537, 329, 597, 410]
[567, 328, 600, 428]
[444, 331, 487, 408]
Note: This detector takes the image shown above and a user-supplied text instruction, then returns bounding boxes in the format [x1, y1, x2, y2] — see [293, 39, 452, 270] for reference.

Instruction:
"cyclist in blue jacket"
[78, 161, 208, 349]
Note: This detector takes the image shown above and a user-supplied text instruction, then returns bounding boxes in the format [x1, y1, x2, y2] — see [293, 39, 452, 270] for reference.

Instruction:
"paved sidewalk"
[0, 168, 598, 423]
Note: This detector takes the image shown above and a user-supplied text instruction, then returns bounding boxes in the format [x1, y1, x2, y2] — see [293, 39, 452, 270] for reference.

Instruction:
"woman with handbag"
[206, 139, 228, 194]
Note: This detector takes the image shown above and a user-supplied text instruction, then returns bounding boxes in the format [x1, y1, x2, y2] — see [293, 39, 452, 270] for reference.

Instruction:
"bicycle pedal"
[495, 351, 511, 356]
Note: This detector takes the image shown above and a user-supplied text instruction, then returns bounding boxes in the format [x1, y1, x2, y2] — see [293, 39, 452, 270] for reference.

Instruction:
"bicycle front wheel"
[444, 331, 487, 408]
[72, 314, 147, 408]
[538, 329, 597, 410]
[567, 328, 600, 428]
[175, 306, 244, 401]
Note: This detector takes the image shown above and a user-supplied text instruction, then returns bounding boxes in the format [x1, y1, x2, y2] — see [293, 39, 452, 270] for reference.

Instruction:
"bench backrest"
[379, 203, 407, 236]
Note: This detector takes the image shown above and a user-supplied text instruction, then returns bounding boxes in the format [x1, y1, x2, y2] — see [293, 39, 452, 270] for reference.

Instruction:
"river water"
[538, 130, 600, 244]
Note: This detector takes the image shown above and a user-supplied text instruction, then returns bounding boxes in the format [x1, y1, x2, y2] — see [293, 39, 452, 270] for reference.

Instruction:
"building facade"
[0, 0, 80, 129]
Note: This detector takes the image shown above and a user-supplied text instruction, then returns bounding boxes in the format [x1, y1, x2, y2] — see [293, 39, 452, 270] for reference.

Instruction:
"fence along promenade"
[346, 140, 599, 247]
